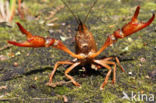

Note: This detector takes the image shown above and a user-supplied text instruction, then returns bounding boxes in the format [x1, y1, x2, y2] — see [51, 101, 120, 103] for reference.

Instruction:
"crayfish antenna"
[60, 0, 80, 24]
[84, 0, 98, 23]
[61, 0, 98, 25]
[16, 22, 32, 38]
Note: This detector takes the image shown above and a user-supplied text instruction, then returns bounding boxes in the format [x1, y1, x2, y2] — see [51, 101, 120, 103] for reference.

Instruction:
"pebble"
[140, 57, 146, 62]
[13, 62, 18, 67]
[128, 72, 132, 75]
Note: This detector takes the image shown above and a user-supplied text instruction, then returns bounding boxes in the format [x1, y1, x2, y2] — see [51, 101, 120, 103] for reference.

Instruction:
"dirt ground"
[0, 0, 155, 103]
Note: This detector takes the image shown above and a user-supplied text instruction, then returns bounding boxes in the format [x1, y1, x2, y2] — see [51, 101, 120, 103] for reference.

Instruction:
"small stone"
[34, 76, 38, 80]
[48, 29, 54, 34]
[15, 51, 21, 56]
[26, 53, 30, 56]
[61, 22, 66, 26]
[140, 57, 146, 62]
[128, 72, 132, 75]
[109, 24, 115, 28]
[47, 23, 54, 26]
[140, 90, 144, 94]
[138, 64, 142, 66]
[39, 20, 45, 24]
[122, 47, 129, 51]
[145, 75, 150, 79]
[60, 36, 67, 41]
[13, 62, 18, 67]
[128, 37, 133, 42]
[68, 29, 71, 33]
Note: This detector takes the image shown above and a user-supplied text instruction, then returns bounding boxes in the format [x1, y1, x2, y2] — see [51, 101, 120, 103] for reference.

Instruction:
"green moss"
[101, 91, 117, 103]
[54, 86, 71, 95]
[143, 2, 156, 10]
[119, 8, 131, 14]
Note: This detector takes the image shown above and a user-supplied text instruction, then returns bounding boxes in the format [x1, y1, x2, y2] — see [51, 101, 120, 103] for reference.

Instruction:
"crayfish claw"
[132, 5, 140, 22]
[7, 41, 32, 47]
[119, 6, 155, 38]
[143, 13, 155, 27]
[16, 22, 33, 38]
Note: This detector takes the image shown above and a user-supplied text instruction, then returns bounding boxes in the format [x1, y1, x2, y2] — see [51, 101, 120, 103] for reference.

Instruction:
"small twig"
[32, 97, 54, 100]
[56, 95, 68, 103]
[0, 97, 17, 101]
[32, 95, 68, 102]
[46, 5, 64, 20]
[62, 95, 68, 103]
[0, 44, 12, 51]
[0, 85, 7, 90]
[46, 81, 72, 87]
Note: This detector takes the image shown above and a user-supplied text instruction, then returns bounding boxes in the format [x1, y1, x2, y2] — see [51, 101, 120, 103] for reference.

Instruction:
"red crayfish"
[8, 0, 155, 90]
